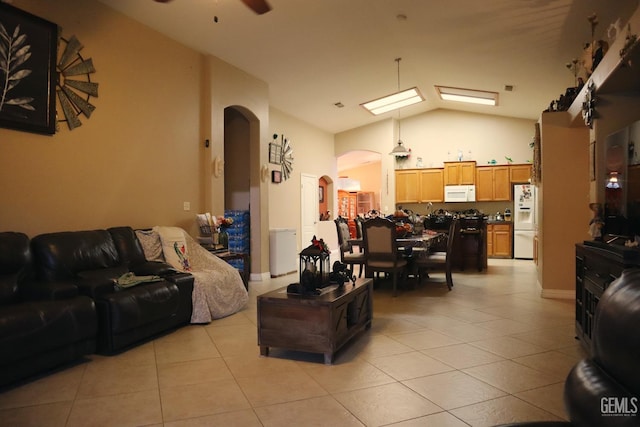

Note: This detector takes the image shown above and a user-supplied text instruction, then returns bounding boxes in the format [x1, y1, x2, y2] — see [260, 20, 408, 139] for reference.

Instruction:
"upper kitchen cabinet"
[510, 164, 532, 183]
[418, 168, 444, 202]
[395, 170, 420, 204]
[395, 168, 444, 203]
[476, 166, 510, 201]
[444, 161, 476, 185]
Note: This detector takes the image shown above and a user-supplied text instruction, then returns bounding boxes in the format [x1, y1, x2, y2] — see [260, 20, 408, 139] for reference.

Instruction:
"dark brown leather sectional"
[0, 227, 194, 387]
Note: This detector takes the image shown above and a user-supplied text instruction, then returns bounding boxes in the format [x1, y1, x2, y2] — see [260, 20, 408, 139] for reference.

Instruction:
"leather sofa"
[30, 226, 194, 354]
[0, 232, 97, 387]
[498, 268, 640, 427]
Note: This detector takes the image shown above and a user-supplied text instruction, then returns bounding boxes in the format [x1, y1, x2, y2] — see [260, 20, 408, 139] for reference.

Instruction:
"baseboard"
[540, 288, 574, 299]
[250, 272, 272, 282]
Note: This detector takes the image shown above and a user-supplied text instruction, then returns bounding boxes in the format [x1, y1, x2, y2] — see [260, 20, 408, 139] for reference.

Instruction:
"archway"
[337, 150, 383, 217]
[223, 105, 262, 278]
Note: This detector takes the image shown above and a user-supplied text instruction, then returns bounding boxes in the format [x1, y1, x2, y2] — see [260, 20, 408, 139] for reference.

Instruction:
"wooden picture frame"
[590, 140, 596, 182]
[271, 170, 282, 183]
[319, 186, 324, 202]
[0, 3, 58, 135]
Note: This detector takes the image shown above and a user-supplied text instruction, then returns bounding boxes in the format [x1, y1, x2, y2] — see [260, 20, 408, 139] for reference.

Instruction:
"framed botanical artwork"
[0, 3, 58, 135]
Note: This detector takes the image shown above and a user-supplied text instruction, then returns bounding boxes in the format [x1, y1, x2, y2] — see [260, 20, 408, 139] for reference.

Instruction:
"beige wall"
[335, 110, 535, 216]
[268, 108, 336, 252]
[1, 0, 204, 237]
[538, 112, 590, 296]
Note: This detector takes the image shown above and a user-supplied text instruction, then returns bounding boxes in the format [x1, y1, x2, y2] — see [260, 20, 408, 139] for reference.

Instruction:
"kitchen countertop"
[486, 220, 513, 225]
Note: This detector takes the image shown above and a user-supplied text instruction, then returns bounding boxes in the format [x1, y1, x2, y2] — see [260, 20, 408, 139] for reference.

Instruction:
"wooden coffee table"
[257, 278, 373, 364]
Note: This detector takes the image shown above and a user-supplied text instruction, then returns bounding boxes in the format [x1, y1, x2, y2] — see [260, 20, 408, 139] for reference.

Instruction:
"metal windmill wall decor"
[56, 34, 98, 130]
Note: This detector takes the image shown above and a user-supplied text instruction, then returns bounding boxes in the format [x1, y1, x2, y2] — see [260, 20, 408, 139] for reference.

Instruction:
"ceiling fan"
[153, 0, 271, 15]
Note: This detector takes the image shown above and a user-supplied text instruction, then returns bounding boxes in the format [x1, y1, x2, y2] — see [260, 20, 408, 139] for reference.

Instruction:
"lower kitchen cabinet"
[486, 223, 512, 258]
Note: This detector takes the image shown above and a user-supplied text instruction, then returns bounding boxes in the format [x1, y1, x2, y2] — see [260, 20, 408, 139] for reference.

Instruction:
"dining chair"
[362, 217, 408, 297]
[415, 218, 459, 290]
[334, 217, 365, 277]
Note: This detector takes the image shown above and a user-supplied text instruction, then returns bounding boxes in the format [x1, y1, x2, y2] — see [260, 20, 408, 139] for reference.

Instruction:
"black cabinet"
[575, 242, 640, 352]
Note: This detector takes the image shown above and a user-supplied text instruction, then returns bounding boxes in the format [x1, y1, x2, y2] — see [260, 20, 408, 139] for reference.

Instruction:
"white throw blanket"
[154, 226, 249, 323]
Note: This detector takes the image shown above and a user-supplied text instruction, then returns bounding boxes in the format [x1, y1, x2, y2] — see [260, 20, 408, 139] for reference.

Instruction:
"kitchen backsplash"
[399, 201, 513, 217]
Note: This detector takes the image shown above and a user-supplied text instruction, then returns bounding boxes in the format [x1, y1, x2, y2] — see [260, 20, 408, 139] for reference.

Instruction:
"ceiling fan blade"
[239, 0, 271, 15]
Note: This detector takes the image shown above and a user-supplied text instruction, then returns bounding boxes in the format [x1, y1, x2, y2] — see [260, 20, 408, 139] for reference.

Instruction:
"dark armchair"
[498, 268, 640, 427]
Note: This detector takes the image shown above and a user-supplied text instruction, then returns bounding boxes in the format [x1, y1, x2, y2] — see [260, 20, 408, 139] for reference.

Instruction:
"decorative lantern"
[299, 236, 330, 291]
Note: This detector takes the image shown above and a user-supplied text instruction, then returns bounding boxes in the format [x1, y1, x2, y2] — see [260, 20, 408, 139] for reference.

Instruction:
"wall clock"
[56, 34, 98, 130]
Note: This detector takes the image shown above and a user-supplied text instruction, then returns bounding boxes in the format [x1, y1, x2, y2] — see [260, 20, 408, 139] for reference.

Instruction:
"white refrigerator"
[514, 184, 535, 259]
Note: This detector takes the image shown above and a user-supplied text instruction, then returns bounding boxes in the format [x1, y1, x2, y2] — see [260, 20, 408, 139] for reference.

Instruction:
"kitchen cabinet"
[486, 223, 512, 258]
[418, 168, 444, 202]
[476, 166, 510, 201]
[395, 168, 444, 203]
[444, 161, 476, 185]
[510, 164, 532, 183]
[395, 170, 420, 203]
[356, 192, 374, 215]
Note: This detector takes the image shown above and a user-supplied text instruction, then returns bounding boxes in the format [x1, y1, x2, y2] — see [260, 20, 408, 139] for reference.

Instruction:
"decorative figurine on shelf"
[589, 203, 605, 240]
[329, 261, 355, 288]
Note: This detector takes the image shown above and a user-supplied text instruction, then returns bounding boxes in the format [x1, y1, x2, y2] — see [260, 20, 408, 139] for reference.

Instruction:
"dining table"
[348, 230, 446, 259]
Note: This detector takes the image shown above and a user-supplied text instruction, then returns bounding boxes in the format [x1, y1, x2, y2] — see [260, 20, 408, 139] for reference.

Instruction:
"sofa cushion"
[99, 280, 181, 334]
[0, 232, 30, 305]
[0, 296, 96, 364]
[108, 227, 148, 266]
[134, 229, 165, 262]
[77, 266, 129, 298]
[31, 230, 120, 282]
[156, 226, 191, 272]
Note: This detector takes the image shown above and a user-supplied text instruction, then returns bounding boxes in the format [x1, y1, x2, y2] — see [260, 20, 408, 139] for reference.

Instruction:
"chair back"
[445, 218, 459, 256]
[354, 216, 364, 239]
[363, 217, 398, 262]
[334, 217, 351, 254]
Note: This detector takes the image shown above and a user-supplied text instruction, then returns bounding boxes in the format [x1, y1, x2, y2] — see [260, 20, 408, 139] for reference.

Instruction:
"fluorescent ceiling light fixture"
[361, 87, 425, 115]
[436, 86, 498, 106]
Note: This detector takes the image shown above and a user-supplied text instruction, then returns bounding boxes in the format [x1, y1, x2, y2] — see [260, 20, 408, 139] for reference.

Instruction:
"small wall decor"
[271, 170, 282, 183]
[582, 82, 596, 128]
[268, 135, 282, 165]
[56, 34, 99, 130]
[280, 136, 294, 180]
[0, 3, 57, 135]
[269, 133, 294, 179]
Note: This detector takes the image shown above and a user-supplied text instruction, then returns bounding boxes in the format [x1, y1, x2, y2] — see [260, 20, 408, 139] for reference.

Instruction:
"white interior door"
[300, 173, 318, 249]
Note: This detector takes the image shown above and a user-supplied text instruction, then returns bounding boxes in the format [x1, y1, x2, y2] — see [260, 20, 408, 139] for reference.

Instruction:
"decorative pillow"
[135, 229, 165, 262]
[155, 226, 192, 272]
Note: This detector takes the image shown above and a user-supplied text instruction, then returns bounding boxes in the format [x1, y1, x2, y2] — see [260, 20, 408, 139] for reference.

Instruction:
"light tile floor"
[0, 259, 585, 427]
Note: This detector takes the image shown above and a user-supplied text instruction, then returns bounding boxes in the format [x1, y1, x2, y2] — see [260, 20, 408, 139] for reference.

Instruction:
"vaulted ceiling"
[98, 0, 638, 134]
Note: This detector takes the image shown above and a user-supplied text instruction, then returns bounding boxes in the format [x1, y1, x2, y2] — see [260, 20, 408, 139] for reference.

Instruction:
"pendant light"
[389, 57, 410, 157]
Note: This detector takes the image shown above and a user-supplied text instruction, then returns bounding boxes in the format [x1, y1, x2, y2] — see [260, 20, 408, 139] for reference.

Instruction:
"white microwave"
[444, 185, 476, 202]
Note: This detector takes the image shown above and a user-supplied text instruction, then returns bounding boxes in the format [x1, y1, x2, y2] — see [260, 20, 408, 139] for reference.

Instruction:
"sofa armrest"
[130, 261, 176, 277]
[164, 272, 194, 293]
[20, 279, 79, 301]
